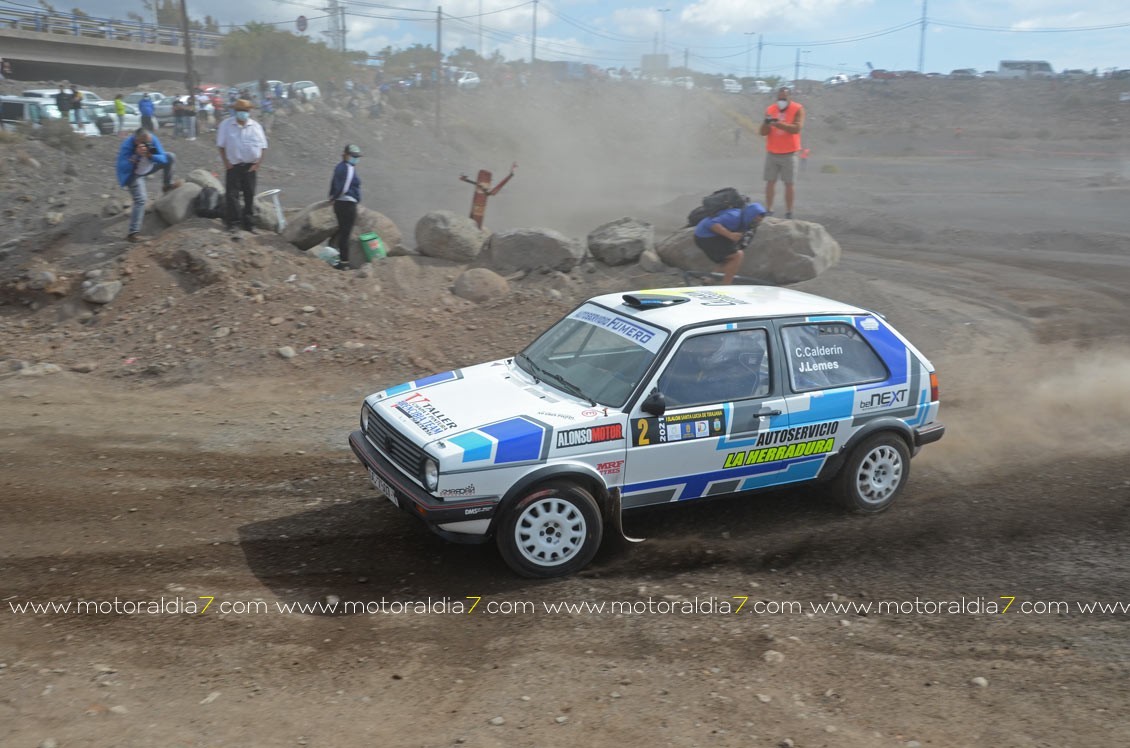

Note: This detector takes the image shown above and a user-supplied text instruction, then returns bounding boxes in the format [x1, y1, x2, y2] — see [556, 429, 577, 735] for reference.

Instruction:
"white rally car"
[349, 286, 945, 577]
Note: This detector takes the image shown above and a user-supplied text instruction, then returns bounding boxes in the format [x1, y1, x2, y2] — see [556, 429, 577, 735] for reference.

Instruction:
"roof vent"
[622, 293, 690, 309]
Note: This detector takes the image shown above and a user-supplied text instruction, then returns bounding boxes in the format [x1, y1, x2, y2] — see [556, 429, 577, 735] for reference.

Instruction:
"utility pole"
[180, 0, 196, 137]
[531, 0, 538, 65]
[794, 47, 800, 87]
[478, 0, 483, 58]
[744, 31, 756, 78]
[436, 6, 442, 134]
[323, 0, 343, 52]
[756, 34, 763, 79]
[657, 8, 670, 55]
[340, 2, 347, 52]
[918, 0, 927, 73]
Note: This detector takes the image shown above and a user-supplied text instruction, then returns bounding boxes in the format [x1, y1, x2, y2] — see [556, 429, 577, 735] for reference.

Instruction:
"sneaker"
[126, 232, 149, 243]
[333, 261, 351, 271]
[785, 212, 793, 219]
[162, 180, 184, 194]
[764, 210, 775, 217]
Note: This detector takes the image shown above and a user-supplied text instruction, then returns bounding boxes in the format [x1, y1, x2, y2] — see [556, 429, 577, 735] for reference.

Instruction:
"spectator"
[758, 85, 805, 219]
[55, 85, 72, 124]
[113, 93, 126, 134]
[215, 99, 268, 233]
[172, 97, 186, 137]
[138, 93, 156, 131]
[259, 94, 274, 135]
[1, 59, 11, 79]
[693, 202, 767, 285]
[115, 128, 182, 242]
[327, 144, 363, 271]
[70, 86, 84, 126]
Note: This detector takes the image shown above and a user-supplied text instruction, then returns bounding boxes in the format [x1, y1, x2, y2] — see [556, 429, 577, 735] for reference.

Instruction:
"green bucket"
[359, 232, 387, 262]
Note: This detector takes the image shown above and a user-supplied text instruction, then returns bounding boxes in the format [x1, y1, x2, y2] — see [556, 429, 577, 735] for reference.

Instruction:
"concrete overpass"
[0, 9, 222, 87]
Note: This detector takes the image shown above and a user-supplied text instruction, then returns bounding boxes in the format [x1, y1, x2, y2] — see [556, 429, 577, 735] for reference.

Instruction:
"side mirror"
[641, 387, 666, 417]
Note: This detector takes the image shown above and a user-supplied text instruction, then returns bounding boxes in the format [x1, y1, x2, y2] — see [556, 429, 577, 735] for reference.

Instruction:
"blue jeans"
[126, 153, 176, 234]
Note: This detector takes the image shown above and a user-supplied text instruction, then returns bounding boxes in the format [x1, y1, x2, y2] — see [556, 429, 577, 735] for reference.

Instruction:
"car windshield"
[516, 303, 668, 408]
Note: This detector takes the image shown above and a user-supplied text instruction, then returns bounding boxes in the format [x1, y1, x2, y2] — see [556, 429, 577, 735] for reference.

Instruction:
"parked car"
[0, 95, 99, 136]
[455, 71, 481, 90]
[1059, 69, 1090, 80]
[124, 91, 166, 107]
[721, 78, 742, 94]
[288, 80, 322, 100]
[349, 286, 946, 577]
[948, 68, 980, 79]
[88, 101, 143, 134]
[824, 74, 849, 87]
[747, 79, 772, 94]
[22, 88, 102, 104]
[672, 76, 695, 90]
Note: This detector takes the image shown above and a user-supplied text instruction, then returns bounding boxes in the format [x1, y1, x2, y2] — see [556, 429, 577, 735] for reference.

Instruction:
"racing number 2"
[636, 418, 650, 445]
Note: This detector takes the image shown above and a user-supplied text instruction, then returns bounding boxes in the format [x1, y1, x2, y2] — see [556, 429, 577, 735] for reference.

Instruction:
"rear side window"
[783, 322, 888, 391]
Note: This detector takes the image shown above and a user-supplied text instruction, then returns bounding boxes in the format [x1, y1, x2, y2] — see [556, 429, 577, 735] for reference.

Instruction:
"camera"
[764, 117, 778, 124]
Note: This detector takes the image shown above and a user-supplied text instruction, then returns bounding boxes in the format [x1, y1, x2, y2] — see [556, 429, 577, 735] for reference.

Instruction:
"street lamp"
[744, 31, 757, 79]
[657, 8, 670, 54]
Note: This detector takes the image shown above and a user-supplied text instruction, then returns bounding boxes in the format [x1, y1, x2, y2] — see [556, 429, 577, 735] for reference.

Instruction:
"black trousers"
[224, 163, 257, 230]
[333, 200, 358, 262]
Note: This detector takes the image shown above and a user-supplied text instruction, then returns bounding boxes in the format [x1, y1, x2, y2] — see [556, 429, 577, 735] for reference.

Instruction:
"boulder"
[414, 210, 487, 263]
[452, 268, 509, 303]
[82, 280, 123, 304]
[655, 219, 840, 284]
[349, 206, 403, 259]
[480, 228, 586, 274]
[253, 195, 283, 233]
[587, 217, 653, 266]
[153, 182, 202, 225]
[282, 200, 338, 250]
[638, 248, 670, 274]
[185, 168, 223, 192]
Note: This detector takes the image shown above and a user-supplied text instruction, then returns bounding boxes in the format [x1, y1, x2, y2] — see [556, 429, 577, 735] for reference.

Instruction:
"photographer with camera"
[693, 201, 768, 285]
[758, 86, 805, 219]
[115, 128, 182, 242]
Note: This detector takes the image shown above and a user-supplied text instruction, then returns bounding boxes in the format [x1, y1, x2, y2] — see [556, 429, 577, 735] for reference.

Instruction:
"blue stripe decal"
[856, 322, 908, 386]
[383, 382, 413, 396]
[788, 389, 855, 425]
[482, 418, 545, 464]
[740, 459, 823, 490]
[624, 454, 828, 500]
[450, 432, 494, 463]
[807, 315, 855, 324]
[415, 371, 458, 387]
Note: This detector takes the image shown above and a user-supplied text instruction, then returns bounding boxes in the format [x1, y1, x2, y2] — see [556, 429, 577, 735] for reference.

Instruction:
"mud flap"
[608, 488, 645, 544]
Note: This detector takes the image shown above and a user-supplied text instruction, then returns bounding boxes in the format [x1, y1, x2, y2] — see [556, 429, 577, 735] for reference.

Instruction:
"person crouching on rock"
[692, 202, 767, 285]
[327, 144, 363, 271]
[116, 128, 182, 242]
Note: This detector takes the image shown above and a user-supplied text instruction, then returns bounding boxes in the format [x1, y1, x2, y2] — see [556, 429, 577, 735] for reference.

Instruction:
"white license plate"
[368, 468, 399, 507]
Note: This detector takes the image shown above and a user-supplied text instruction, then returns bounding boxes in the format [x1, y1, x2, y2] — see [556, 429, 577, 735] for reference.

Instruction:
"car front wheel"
[496, 481, 602, 578]
[834, 434, 910, 513]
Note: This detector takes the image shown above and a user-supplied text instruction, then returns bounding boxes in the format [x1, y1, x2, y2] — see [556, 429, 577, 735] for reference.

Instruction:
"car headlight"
[423, 459, 439, 492]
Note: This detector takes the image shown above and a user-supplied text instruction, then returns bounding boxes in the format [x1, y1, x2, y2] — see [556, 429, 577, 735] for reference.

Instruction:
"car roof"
[589, 286, 869, 330]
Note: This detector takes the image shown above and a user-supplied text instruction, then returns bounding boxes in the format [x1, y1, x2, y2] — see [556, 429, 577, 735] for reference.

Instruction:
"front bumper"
[348, 430, 499, 541]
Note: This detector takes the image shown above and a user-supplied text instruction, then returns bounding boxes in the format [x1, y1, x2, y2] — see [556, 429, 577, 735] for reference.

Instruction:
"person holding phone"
[758, 86, 805, 219]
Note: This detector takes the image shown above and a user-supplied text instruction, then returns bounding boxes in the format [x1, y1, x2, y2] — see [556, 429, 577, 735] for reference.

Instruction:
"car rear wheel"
[496, 481, 602, 578]
[834, 434, 910, 513]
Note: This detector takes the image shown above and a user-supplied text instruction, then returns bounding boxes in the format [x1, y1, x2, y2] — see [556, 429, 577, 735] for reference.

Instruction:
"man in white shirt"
[215, 98, 268, 232]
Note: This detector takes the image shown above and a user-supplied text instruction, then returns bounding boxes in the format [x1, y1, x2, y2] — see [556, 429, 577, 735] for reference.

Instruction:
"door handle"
[754, 409, 782, 418]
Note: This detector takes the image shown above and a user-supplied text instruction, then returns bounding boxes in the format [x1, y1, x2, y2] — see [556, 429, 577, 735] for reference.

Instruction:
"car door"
[622, 324, 788, 509]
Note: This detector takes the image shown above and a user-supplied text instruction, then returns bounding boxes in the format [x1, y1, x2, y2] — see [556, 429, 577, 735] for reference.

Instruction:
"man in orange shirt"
[758, 86, 806, 219]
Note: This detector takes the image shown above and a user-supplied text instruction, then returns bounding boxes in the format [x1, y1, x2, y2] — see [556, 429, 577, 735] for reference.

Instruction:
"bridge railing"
[0, 7, 223, 50]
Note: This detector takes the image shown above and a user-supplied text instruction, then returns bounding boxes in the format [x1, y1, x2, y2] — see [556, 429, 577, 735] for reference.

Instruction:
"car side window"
[783, 322, 888, 391]
[658, 329, 770, 407]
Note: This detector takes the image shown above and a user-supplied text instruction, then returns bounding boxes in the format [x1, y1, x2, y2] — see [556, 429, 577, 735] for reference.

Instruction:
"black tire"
[833, 433, 911, 514]
[496, 481, 603, 578]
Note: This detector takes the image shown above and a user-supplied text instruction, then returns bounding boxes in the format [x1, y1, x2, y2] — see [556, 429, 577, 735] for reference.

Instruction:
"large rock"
[480, 228, 586, 273]
[656, 218, 840, 284]
[587, 217, 653, 266]
[153, 182, 202, 225]
[452, 268, 509, 303]
[82, 280, 123, 304]
[638, 248, 670, 273]
[185, 168, 223, 192]
[282, 200, 338, 250]
[253, 195, 283, 233]
[414, 210, 486, 263]
[349, 206, 403, 258]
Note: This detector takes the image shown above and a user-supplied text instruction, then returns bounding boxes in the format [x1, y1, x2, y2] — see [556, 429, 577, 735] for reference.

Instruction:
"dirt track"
[2, 79, 1130, 746]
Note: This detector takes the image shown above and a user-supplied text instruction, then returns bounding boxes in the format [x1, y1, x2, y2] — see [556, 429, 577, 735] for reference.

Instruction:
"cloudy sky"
[8, 0, 1128, 76]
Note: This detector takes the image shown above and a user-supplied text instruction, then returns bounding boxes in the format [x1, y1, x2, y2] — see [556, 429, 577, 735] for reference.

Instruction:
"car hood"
[367, 360, 619, 457]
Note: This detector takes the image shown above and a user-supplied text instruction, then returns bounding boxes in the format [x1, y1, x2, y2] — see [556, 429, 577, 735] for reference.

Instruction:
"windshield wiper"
[515, 352, 543, 383]
[542, 370, 596, 407]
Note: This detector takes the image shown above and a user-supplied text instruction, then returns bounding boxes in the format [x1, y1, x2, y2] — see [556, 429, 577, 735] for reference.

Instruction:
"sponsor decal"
[860, 317, 880, 331]
[632, 409, 726, 446]
[462, 505, 491, 516]
[798, 359, 840, 373]
[723, 438, 835, 467]
[440, 484, 476, 497]
[756, 422, 839, 446]
[597, 459, 624, 476]
[859, 390, 907, 410]
[568, 308, 666, 353]
[393, 392, 458, 436]
[795, 344, 844, 358]
[536, 411, 576, 421]
[581, 408, 601, 418]
[556, 423, 625, 449]
[681, 289, 743, 306]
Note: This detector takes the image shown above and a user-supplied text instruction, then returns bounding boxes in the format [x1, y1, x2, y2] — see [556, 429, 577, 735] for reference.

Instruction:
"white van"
[722, 78, 742, 94]
[997, 61, 1054, 79]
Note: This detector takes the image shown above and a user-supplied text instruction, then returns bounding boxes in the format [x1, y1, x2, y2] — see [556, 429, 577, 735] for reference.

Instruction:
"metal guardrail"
[0, 7, 222, 50]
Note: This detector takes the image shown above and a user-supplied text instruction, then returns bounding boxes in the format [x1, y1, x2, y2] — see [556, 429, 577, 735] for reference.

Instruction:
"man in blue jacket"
[327, 143, 363, 270]
[693, 201, 767, 284]
[116, 128, 181, 242]
[138, 93, 156, 132]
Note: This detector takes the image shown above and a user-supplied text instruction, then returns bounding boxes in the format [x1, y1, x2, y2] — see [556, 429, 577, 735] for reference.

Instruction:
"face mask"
[235, 111, 249, 122]
[347, 157, 359, 165]
[777, 99, 788, 110]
